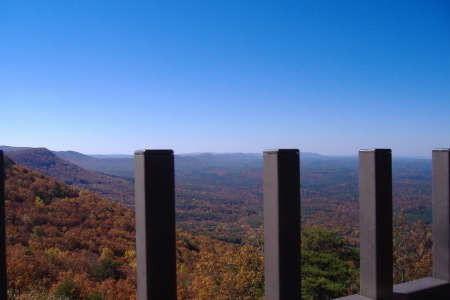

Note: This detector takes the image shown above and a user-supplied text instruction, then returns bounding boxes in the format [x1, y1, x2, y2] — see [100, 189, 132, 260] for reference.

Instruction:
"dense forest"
[3, 157, 364, 299]
[4, 158, 136, 299]
[1, 148, 434, 299]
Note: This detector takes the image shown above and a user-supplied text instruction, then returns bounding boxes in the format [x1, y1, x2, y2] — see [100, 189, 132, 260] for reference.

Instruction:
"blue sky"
[1, 1, 449, 156]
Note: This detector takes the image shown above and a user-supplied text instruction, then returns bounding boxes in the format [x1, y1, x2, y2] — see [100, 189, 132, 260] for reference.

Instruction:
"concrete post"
[359, 149, 393, 299]
[432, 149, 450, 281]
[0, 151, 6, 300]
[134, 150, 176, 300]
[264, 149, 301, 300]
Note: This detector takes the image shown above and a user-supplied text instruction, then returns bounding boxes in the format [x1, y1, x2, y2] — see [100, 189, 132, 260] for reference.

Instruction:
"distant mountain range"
[1, 145, 324, 177]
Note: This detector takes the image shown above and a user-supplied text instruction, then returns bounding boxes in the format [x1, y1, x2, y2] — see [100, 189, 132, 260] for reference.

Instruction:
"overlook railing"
[1, 149, 450, 300]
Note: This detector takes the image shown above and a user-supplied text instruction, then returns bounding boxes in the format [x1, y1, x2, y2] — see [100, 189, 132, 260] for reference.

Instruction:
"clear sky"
[1, 1, 449, 157]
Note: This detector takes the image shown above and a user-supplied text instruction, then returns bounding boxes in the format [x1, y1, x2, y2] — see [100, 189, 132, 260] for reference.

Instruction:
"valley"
[1, 146, 434, 299]
[3, 146, 433, 245]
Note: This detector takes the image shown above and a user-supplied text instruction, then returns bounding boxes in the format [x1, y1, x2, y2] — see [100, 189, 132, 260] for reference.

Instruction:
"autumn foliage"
[2, 155, 434, 299]
[393, 214, 432, 284]
[4, 159, 137, 299]
[3, 158, 267, 299]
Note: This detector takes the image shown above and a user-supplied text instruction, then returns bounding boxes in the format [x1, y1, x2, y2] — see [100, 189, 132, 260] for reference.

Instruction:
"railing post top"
[263, 149, 299, 155]
[433, 148, 450, 153]
[134, 150, 174, 156]
[359, 149, 391, 154]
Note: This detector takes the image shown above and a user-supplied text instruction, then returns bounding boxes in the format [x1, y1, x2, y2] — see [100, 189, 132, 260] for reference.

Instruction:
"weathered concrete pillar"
[359, 149, 393, 299]
[134, 150, 176, 300]
[264, 149, 301, 300]
[432, 149, 450, 281]
[0, 151, 6, 300]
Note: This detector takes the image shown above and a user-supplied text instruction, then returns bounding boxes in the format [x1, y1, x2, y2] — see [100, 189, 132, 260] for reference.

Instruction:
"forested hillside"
[6, 148, 135, 208]
[3, 158, 269, 299]
[3, 152, 433, 299]
[4, 158, 137, 298]
[6, 148, 433, 245]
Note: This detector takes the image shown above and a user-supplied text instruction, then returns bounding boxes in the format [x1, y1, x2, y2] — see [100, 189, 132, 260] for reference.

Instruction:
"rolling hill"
[6, 148, 135, 208]
[0, 145, 31, 152]
[54, 150, 135, 178]
[4, 156, 137, 298]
